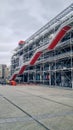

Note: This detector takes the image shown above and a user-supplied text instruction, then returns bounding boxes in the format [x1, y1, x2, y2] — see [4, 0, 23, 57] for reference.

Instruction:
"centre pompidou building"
[10, 4, 73, 88]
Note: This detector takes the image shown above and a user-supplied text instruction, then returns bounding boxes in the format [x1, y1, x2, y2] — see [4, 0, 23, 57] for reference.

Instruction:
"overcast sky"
[0, 0, 73, 66]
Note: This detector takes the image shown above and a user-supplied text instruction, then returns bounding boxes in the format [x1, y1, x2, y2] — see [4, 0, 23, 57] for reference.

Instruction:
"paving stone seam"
[3, 96, 50, 130]
[16, 89, 73, 108]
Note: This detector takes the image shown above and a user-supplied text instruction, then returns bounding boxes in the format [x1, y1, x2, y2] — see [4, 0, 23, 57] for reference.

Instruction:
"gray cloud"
[0, 0, 73, 66]
[0, 51, 11, 65]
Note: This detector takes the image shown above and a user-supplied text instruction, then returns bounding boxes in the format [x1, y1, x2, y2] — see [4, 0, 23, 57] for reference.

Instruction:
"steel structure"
[10, 4, 73, 88]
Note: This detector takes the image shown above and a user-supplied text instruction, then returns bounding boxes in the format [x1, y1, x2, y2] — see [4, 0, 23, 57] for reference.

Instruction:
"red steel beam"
[11, 73, 17, 80]
[48, 26, 71, 50]
[18, 65, 27, 75]
[30, 51, 42, 65]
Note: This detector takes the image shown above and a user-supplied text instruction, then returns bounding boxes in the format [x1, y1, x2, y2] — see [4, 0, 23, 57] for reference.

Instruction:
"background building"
[0, 65, 2, 79]
[0, 64, 10, 80]
[10, 4, 73, 88]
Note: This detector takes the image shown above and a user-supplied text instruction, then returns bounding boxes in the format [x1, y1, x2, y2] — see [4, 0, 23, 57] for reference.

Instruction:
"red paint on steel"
[18, 40, 25, 45]
[30, 51, 42, 65]
[11, 74, 17, 80]
[18, 65, 27, 75]
[48, 26, 71, 50]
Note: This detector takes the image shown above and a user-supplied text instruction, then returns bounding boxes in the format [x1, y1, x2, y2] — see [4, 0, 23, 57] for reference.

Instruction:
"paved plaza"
[0, 84, 73, 130]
